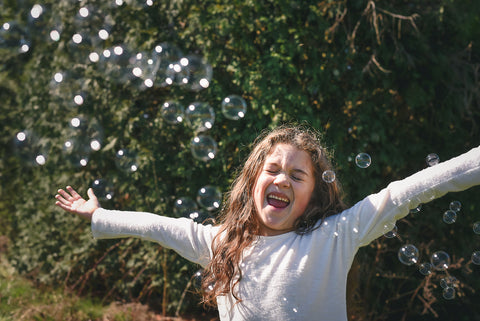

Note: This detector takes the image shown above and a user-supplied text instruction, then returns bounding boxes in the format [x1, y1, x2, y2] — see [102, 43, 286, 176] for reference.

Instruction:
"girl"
[55, 125, 480, 321]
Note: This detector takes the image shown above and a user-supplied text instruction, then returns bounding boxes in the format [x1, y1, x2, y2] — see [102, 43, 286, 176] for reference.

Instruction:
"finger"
[55, 194, 71, 206]
[55, 200, 72, 212]
[57, 189, 74, 201]
[66, 186, 82, 200]
[87, 188, 98, 201]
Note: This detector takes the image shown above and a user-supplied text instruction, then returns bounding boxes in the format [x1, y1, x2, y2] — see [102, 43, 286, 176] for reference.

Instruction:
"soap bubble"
[98, 44, 136, 84]
[398, 244, 419, 266]
[383, 223, 398, 239]
[440, 276, 457, 289]
[449, 201, 461, 212]
[115, 148, 139, 172]
[174, 196, 198, 217]
[322, 170, 336, 183]
[185, 102, 215, 132]
[165, 60, 190, 86]
[187, 210, 211, 223]
[62, 137, 90, 167]
[0, 21, 31, 55]
[13, 130, 49, 166]
[130, 51, 157, 89]
[355, 153, 371, 168]
[49, 69, 89, 108]
[197, 185, 222, 211]
[443, 210, 457, 224]
[442, 287, 455, 300]
[473, 222, 480, 235]
[430, 251, 450, 271]
[181, 54, 212, 91]
[191, 135, 218, 162]
[161, 101, 184, 124]
[222, 95, 247, 120]
[418, 262, 433, 275]
[472, 251, 480, 265]
[63, 116, 103, 167]
[67, 31, 94, 63]
[409, 204, 422, 214]
[426, 153, 440, 166]
[152, 42, 184, 87]
[91, 178, 114, 200]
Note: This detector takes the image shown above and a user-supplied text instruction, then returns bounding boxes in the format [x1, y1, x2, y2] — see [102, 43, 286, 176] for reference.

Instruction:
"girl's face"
[253, 143, 315, 236]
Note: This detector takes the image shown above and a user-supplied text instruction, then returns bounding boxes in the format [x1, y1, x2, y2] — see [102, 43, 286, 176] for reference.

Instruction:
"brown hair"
[201, 124, 347, 306]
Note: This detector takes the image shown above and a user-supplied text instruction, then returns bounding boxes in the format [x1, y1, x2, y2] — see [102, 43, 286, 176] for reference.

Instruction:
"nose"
[273, 172, 290, 188]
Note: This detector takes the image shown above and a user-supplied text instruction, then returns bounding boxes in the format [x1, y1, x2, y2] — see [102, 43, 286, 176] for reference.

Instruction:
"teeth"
[268, 194, 289, 203]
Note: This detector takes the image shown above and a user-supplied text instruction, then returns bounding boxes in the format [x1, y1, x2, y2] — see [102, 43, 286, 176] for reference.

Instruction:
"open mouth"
[267, 193, 290, 208]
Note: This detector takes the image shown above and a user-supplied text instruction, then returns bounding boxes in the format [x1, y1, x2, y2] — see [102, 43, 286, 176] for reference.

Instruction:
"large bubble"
[115, 148, 139, 172]
[152, 42, 184, 87]
[221, 95, 247, 120]
[161, 101, 184, 124]
[98, 44, 136, 84]
[0, 21, 31, 55]
[185, 102, 215, 132]
[63, 116, 103, 167]
[430, 251, 451, 271]
[91, 178, 114, 201]
[197, 185, 222, 211]
[174, 196, 198, 218]
[321, 170, 336, 183]
[191, 135, 218, 162]
[13, 130, 49, 166]
[181, 54, 212, 91]
[398, 244, 419, 266]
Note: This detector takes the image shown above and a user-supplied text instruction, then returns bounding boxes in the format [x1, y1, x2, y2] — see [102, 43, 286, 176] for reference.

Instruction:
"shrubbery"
[1, 0, 479, 319]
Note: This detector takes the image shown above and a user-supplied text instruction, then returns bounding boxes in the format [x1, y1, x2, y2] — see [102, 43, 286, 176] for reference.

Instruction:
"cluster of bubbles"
[443, 201, 461, 224]
[10, 2, 248, 167]
[383, 197, 480, 300]
[161, 94, 247, 162]
[174, 185, 222, 223]
[321, 152, 371, 184]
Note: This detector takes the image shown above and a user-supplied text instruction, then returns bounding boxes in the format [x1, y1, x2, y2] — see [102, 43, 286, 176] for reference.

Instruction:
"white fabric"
[92, 145, 480, 321]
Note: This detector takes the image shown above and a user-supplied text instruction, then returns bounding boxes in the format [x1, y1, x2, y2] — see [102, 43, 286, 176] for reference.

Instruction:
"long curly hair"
[201, 124, 347, 306]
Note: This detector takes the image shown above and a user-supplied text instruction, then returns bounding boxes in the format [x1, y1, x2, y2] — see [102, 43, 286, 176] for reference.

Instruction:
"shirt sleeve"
[349, 145, 480, 247]
[91, 208, 218, 267]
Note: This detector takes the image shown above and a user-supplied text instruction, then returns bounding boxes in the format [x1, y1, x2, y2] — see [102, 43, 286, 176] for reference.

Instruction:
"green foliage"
[1, 0, 480, 319]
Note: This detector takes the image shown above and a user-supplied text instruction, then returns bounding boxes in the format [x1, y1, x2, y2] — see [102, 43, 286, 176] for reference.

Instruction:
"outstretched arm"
[55, 186, 100, 221]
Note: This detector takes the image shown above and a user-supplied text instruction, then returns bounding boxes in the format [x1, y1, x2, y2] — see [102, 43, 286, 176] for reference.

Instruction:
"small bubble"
[440, 276, 457, 289]
[322, 170, 336, 183]
[174, 197, 198, 217]
[443, 287, 455, 300]
[398, 244, 419, 266]
[383, 223, 398, 239]
[426, 153, 440, 166]
[418, 262, 433, 275]
[355, 153, 371, 168]
[409, 204, 422, 214]
[473, 222, 480, 235]
[430, 251, 450, 271]
[472, 251, 480, 265]
[443, 210, 457, 224]
[449, 201, 461, 212]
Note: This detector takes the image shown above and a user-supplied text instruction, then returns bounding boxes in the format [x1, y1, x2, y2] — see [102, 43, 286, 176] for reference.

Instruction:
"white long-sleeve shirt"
[92, 145, 480, 321]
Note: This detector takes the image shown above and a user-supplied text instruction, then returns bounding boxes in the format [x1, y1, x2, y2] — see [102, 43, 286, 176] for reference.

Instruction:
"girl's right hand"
[55, 186, 100, 221]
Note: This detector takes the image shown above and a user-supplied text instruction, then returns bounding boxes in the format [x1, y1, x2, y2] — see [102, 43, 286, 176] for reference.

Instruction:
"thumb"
[87, 188, 98, 201]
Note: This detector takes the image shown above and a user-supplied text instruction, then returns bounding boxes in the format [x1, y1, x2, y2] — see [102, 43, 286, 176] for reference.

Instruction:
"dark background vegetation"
[1, 0, 480, 320]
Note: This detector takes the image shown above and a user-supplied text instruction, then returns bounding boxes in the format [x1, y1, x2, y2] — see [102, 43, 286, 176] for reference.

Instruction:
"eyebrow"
[292, 168, 310, 177]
